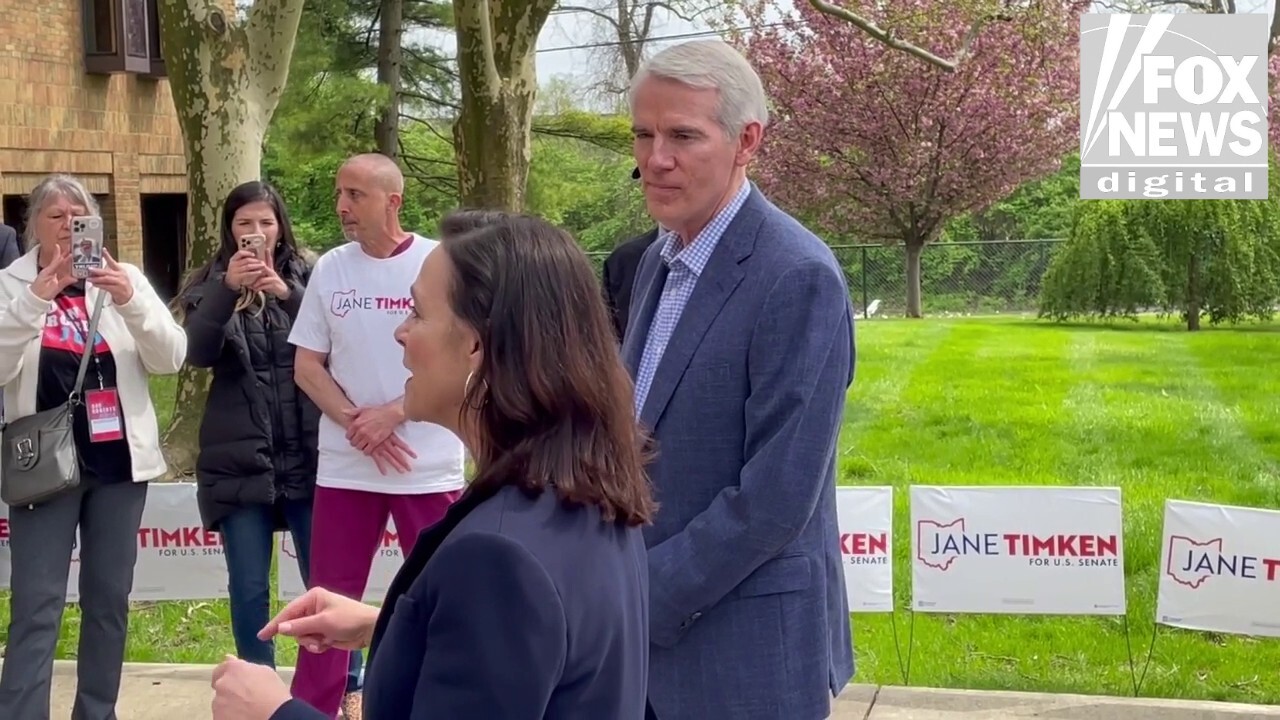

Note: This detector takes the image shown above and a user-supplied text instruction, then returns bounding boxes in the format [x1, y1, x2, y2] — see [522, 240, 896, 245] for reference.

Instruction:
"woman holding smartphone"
[0, 173, 186, 719]
[173, 181, 364, 717]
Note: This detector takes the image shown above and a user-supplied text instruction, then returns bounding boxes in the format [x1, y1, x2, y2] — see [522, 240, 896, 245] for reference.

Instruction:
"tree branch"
[1269, 4, 1280, 54]
[807, 0, 989, 71]
[399, 150, 458, 197]
[363, 7, 382, 48]
[454, 0, 501, 98]
[302, 70, 330, 104]
[557, 4, 623, 27]
[530, 122, 630, 154]
[403, 44, 458, 81]
[399, 114, 458, 146]
[401, 89, 460, 111]
[650, 1, 717, 24]
[246, 0, 307, 95]
[502, 1, 559, 64]
[399, 150, 455, 165]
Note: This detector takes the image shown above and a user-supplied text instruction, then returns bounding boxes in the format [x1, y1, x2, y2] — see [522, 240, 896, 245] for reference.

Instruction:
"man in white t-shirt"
[287, 152, 466, 719]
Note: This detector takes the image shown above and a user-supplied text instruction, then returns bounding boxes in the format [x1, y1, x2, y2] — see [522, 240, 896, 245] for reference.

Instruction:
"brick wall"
[0, 0, 187, 265]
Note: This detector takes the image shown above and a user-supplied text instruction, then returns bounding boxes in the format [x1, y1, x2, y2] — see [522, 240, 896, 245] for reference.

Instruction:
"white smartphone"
[70, 216, 105, 280]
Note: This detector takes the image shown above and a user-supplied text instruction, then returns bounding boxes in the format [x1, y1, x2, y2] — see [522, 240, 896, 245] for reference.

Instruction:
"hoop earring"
[463, 371, 486, 409]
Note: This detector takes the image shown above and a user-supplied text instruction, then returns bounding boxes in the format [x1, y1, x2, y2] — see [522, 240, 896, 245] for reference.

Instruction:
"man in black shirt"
[600, 167, 661, 343]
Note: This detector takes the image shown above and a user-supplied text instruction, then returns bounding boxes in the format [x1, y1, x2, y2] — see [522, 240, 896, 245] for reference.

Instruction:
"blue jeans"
[220, 498, 363, 692]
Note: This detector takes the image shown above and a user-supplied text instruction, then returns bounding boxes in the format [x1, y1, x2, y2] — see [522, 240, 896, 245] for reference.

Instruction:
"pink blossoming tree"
[737, 0, 1088, 317]
[1271, 52, 1280, 151]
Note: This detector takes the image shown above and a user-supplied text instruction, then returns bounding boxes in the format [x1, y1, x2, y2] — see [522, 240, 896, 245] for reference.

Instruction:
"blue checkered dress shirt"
[633, 181, 752, 416]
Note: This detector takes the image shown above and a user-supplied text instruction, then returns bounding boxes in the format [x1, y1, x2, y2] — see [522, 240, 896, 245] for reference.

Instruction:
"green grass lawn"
[842, 316, 1280, 703]
[2, 316, 1279, 703]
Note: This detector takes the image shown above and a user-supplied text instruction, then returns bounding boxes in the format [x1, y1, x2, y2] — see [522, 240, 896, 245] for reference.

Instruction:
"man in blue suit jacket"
[623, 40, 856, 720]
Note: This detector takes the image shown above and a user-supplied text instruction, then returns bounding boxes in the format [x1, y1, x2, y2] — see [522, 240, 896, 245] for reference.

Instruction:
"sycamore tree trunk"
[452, 0, 558, 210]
[156, 0, 305, 475]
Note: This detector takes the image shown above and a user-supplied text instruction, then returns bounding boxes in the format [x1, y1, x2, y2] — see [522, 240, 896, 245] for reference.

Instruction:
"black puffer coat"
[180, 248, 321, 531]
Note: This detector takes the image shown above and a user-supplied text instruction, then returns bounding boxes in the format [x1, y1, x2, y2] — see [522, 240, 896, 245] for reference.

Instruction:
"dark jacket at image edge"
[180, 247, 322, 530]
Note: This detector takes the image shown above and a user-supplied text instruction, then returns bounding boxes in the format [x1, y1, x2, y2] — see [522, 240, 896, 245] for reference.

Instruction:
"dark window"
[92, 194, 114, 256]
[2, 196, 30, 254]
[126, 0, 148, 57]
[83, 0, 165, 77]
[145, 0, 165, 77]
[140, 193, 189, 302]
[85, 0, 116, 55]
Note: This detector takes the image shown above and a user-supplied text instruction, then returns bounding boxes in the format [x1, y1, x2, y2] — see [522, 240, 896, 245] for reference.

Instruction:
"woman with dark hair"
[209, 211, 655, 720]
[436, 208, 510, 238]
[174, 181, 362, 706]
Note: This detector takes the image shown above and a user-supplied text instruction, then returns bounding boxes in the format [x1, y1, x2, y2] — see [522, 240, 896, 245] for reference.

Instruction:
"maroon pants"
[289, 485, 461, 717]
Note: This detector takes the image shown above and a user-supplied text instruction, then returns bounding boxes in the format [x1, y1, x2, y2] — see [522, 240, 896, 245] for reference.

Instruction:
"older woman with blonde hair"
[0, 173, 187, 719]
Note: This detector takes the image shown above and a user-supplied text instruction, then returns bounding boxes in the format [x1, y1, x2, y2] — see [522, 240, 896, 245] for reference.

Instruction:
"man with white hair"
[622, 40, 857, 719]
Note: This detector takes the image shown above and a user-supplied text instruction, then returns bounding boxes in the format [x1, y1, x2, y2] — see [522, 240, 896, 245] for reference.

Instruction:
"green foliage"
[263, 113, 649, 255]
[942, 155, 1081, 243]
[525, 113, 649, 252]
[260, 0, 648, 258]
[259, 0, 460, 253]
[262, 125, 453, 253]
[261, 151, 345, 251]
[801, 155, 1080, 247]
[1154, 199, 1280, 328]
[264, 0, 455, 162]
[531, 110, 633, 156]
[1039, 185, 1280, 330]
[1038, 201, 1164, 321]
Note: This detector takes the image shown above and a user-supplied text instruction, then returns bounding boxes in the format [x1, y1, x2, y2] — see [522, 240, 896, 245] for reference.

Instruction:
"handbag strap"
[67, 290, 108, 405]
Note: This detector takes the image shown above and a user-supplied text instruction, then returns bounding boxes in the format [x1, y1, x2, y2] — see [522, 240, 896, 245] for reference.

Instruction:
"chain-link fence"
[588, 238, 1065, 318]
[831, 238, 1065, 317]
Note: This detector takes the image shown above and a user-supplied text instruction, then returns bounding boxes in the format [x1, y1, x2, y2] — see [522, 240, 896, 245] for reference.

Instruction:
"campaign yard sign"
[277, 519, 404, 603]
[1156, 499, 1280, 638]
[129, 482, 230, 601]
[0, 482, 229, 602]
[835, 486, 894, 613]
[0, 510, 80, 601]
[910, 486, 1127, 615]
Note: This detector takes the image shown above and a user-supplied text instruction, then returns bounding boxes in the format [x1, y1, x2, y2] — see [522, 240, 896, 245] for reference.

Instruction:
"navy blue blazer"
[270, 482, 651, 720]
[622, 183, 856, 719]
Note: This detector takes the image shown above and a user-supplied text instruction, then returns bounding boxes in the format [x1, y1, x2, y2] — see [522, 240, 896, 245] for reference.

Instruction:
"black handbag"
[0, 291, 107, 508]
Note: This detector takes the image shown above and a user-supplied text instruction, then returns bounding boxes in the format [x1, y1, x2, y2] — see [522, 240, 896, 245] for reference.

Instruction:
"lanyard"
[56, 294, 106, 390]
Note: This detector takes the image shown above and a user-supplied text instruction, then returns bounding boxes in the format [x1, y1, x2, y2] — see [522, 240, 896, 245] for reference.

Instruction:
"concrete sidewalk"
[26, 660, 1280, 718]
